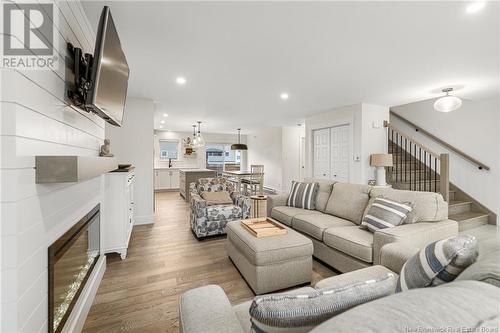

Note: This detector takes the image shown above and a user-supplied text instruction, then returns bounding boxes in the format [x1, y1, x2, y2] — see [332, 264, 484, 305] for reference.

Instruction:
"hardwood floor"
[82, 191, 336, 332]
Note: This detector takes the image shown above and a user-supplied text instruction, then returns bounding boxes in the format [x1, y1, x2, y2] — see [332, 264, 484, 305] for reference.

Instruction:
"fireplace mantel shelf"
[35, 156, 118, 183]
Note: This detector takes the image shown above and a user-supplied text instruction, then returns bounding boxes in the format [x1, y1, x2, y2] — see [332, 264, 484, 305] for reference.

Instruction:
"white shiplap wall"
[1, 1, 105, 332]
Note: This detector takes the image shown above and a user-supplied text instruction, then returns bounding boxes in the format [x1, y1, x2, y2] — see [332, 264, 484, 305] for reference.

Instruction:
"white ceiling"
[82, 1, 499, 133]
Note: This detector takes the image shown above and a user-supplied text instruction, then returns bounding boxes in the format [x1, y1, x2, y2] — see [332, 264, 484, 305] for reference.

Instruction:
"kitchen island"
[179, 169, 216, 202]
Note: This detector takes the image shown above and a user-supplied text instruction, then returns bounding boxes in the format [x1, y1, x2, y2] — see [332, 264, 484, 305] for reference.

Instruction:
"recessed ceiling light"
[159, 125, 163, 128]
[466, 2, 486, 14]
[280, 92, 289, 100]
[163, 113, 168, 117]
[161, 120, 165, 124]
[176, 76, 187, 85]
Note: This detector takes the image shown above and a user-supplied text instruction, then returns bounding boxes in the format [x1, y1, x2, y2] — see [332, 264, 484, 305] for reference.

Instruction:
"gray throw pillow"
[250, 273, 396, 333]
[360, 197, 413, 233]
[286, 181, 319, 210]
[396, 235, 479, 292]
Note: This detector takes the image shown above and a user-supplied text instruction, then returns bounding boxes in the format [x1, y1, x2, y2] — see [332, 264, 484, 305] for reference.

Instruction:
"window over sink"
[159, 139, 179, 160]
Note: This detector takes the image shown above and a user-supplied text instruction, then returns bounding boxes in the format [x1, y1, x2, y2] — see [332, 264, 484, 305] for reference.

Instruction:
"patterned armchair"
[190, 177, 251, 239]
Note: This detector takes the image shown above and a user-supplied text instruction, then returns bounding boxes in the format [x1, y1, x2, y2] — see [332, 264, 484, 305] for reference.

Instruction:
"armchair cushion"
[201, 191, 233, 205]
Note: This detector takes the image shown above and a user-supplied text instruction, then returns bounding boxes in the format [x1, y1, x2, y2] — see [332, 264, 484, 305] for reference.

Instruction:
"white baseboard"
[61, 255, 106, 333]
[134, 214, 154, 225]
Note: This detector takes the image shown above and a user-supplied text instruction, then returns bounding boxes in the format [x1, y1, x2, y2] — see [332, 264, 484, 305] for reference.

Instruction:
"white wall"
[281, 126, 306, 192]
[305, 103, 389, 185]
[106, 98, 155, 225]
[154, 130, 247, 169]
[391, 98, 499, 215]
[0, 2, 104, 332]
[247, 128, 284, 192]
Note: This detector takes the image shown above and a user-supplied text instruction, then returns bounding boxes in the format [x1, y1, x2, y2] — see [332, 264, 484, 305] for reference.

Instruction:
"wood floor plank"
[83, 191, 336, 332]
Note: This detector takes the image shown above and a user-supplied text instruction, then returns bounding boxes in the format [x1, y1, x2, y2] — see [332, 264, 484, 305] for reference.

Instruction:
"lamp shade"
[371, 154, 393, 167]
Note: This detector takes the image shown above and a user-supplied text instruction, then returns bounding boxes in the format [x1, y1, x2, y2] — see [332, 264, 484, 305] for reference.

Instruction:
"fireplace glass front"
[48, 205, 100, 333]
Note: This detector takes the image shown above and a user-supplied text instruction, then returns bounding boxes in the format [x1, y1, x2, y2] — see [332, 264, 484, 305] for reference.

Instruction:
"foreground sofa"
[179, 239, 500, 333]
[267, 178, 458, 272]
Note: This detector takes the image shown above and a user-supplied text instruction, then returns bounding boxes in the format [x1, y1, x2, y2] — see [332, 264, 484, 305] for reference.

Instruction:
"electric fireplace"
[48, 204, 100, 333]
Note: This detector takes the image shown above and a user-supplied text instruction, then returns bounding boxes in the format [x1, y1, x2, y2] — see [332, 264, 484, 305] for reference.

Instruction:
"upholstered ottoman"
[226, 219, 314, 295]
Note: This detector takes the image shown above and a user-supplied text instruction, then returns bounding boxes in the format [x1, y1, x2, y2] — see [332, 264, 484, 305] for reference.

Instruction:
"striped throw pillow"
[250, 273, 395, 333]
[286, 181, 319, 210]
[396, 235, 479, 292]
[360, 197, 412, 233]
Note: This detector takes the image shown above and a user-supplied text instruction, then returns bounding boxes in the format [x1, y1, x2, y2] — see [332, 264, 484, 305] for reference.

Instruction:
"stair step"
[391, 180, 440, 192]
[448, 200, 472, 215]
[449, 190, 456, 201]
[449, 211, 489, 231]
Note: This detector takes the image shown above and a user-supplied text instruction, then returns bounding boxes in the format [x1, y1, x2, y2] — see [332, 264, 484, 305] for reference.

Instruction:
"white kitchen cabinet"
[104, 169, 135, 259]
[154, 168, 180, 190]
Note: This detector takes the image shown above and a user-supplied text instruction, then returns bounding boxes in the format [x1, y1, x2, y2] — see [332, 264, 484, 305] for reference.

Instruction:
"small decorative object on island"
[100, 139, 114, 157]
[370, 153, 393, 186]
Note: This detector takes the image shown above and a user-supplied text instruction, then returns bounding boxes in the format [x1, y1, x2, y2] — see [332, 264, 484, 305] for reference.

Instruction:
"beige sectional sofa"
[267, 178, 458, 273]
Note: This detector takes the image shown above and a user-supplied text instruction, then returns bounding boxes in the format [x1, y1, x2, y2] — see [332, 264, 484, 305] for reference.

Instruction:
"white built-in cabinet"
[104, 169, 135, 259]
[154, 169, 180, 191]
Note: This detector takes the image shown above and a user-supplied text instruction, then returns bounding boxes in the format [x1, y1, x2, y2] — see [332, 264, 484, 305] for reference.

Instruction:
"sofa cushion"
[206, 204, 242, 222]
[304, 177, 335, 213]
[397, 235, 479, 292]
[310, 281, 500, 333]
[360, 197, 413, 232]
[325, 182, 371, 224]
[456, 238, 500, 287]
[315, 265, 397, 290]
[323, 226, 374, 263]
[226, 220, 313, 266]
[233, 287, 316, 333]
[249, 273, 395, 333]
[271, 206, 321, 226]
[293, 213, 353, 240]
[286, 181, 320, 210]
[369, 188, 448, 223]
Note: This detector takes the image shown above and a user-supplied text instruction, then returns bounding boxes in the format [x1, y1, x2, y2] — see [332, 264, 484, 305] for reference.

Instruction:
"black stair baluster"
[434, 157, 437, 193]
[418, 148, 421, 191]
[424, 151, 427, 191]
[404, 138, 407, 184]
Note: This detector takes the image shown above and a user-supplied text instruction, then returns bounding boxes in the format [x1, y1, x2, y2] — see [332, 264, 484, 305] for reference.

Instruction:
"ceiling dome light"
[176, 76, 187, 85]
[466, 2, 486, 14]
[434, 88, 462, 113]
[163, 113, 168, 117]
[280, 92, 289, 100]
[161, 120, 165, 124]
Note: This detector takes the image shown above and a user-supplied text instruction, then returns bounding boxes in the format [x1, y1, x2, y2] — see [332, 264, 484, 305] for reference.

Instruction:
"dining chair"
[242, 165, 264, 195]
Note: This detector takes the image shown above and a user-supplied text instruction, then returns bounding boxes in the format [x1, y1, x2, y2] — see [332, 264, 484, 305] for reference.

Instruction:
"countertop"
[154, 167, 196, 170]
[179, 168, 214, 173]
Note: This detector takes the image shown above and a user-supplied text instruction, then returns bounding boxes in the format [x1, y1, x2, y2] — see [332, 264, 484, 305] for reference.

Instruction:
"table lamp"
[370, 154, 393, 186]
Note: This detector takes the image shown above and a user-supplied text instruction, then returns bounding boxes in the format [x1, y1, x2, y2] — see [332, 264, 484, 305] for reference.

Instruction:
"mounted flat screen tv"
[86, 6, 129, 127]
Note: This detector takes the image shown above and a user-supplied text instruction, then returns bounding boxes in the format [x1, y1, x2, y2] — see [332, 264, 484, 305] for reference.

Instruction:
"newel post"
[439, 154, 450, 202]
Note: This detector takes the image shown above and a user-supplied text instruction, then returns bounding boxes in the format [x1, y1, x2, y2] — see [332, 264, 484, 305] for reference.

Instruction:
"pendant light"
[190, 124, 197, 146]
[434, 88, 462, 112]
[231, 128, 247, 150]
[194, 121, 205, 147]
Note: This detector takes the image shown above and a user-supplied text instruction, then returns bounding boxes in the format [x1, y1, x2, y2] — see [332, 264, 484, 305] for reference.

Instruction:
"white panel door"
[330, 125, 350, 182]
[313, 128, 331, 179]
